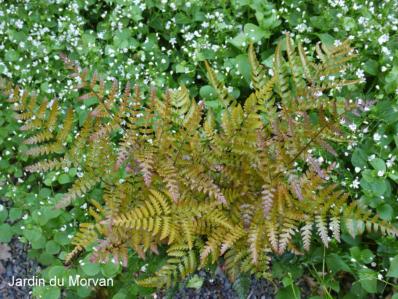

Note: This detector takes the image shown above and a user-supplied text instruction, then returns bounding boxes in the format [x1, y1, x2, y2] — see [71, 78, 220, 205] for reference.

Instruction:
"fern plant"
[3, 34, 397, 288]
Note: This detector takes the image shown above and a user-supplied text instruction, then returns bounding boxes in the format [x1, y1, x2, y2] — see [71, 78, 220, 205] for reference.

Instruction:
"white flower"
[356, 69, 365, 80]
[314, 90, 323, 97]
[15, 19, 24, 29]
[373, 133, 381, 141]
[378, 34, 389, 45]
[381, 46, 391, 56]
[355, 167, 361, 173]
[387, 156, 395, 168]
[348, 123, 357, 131]
[352, 177, 360, 189]
[377, 170, 385, 177]
[295, 23, 307, 33]
[140, 264, 148, 272]
[334, 39, 342, 47]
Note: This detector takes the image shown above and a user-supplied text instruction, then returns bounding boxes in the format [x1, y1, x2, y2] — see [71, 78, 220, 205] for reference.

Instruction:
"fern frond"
[56, 175, 100, 209]
[248, 43, 268, 90]
[261, 184, 275, 217]
[137, 249, 197, 288]
[301, 218, 313, 251]
[25, 157, 71, 173]
[24, 131, 54, 145]
[315, 214, 329, 247]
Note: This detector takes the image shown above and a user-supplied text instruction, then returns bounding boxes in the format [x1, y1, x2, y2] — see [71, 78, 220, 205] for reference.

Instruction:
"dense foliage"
[0, 1, 398, 299]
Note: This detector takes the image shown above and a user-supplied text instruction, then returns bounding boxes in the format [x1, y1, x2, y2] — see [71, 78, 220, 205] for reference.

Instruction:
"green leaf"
[47, 266, 67, 280]
[0, 223, 13, 242]
[244, 23, 268, 43]
[24, 228, 42, 242]
[282, 276, 295, 287]
[113, 29, 130, 48]
[186, 274, 204, 289]
[229, 32, 248, 49]
[32, 235, 47, 250]
[351, 148, 368, 168]
[234, 54, 251, 83]
[377, 204, 393, 221]
[387, 256, 398, 278]
[5, 50, 19, 62]
[101, 262, 120, 277]
[233, 274, 251, 299]
[370, 158, 386, 172]
[45, 285, 61, 297]
[316, 33, 335, 47]
[58, 174, 71, 185]
[82, 261, 101, 276]
[385, 66, 398, 94]
[326, 253, 351, 273]
[199, 85, 216, 100]
[39, 188, 52, 199]
[358, 268, 377, 293]
[128, 5, 143, 22]
[364, 59, 378, 76]
[360, 172, 387, 196]
[33, 286, 61, 299]
[38, 252, 56, 265]
[76, 285, 92, 297]
[0, 205, 7, 223]
[8, 208, 22, 221]
[45, 240, 61, 255]
[276, 285, 301, 299]
[54, 231, 70, 245]
[359, 249, 375, 264]
[113, 292, 127, 299]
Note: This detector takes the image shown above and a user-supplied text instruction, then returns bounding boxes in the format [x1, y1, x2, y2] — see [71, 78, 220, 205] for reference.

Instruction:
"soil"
[161, 268, 276, 299]
[0, 199, 40, 299]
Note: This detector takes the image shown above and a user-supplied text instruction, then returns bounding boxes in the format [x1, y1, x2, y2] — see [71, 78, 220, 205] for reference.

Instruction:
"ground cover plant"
[0, 0, 398, 298]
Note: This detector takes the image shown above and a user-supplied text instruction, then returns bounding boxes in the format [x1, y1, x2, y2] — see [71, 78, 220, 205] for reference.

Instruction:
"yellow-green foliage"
[4, 35, 397, 288]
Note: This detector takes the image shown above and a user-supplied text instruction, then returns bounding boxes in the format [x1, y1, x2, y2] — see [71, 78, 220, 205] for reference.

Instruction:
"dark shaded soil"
[0, 200, 39, 299]
[162, 268, 276, 299]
